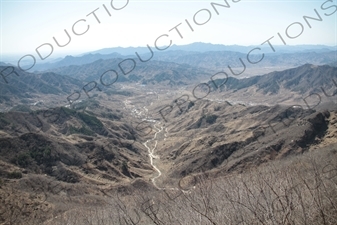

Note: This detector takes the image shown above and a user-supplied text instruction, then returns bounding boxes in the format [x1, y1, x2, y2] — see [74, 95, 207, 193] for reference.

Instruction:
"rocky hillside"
[211, 64, 337, 95]
[0, 66, 83, 102]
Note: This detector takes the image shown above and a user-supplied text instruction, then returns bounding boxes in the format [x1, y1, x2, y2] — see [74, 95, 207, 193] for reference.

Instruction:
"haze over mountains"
[33, 49, 336, 75]
[3, 43, 336, 72]
[1, 61, 336, 110]
[1, 43, 337, 224]
[88, 42, 337, 55]
[45, 58, 211, 85]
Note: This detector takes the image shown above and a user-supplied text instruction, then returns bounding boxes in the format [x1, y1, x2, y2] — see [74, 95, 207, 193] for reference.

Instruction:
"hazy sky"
[1, 0, 336, 60]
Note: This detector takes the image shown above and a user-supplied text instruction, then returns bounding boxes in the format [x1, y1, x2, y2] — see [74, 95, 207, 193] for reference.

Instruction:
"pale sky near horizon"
[1, 0, 336, 61]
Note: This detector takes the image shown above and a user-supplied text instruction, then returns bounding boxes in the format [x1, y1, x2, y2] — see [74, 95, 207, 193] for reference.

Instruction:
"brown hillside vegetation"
[1, 101, 337, 224]
[0, 62, 337, 224]
[1, 145, 335, 225]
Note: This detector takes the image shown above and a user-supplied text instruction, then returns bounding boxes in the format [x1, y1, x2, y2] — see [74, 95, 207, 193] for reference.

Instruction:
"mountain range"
[87, 42, 337, 55]
[1, 43, 337, 224]
[2, 43, 335, 73]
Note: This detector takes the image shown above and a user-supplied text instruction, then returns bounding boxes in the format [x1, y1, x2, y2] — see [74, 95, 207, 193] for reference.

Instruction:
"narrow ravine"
[123, 100, 166, 188]
[124, 99, 191, 191]
[143, 123, 164, 188]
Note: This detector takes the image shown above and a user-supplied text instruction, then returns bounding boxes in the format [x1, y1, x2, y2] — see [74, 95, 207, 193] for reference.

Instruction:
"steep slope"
[147, 97, 333, 184]
[1, 51, 337, 224]
[0, 105, 152, 184]
[0, 66, 84, 102]
[211, 64, 337, 95]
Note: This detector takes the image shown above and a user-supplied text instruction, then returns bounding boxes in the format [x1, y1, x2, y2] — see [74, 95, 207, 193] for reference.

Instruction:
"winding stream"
[123, 99, 166, 188]
[143, 123, 165, 188]
[124, 99, 192, 192]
